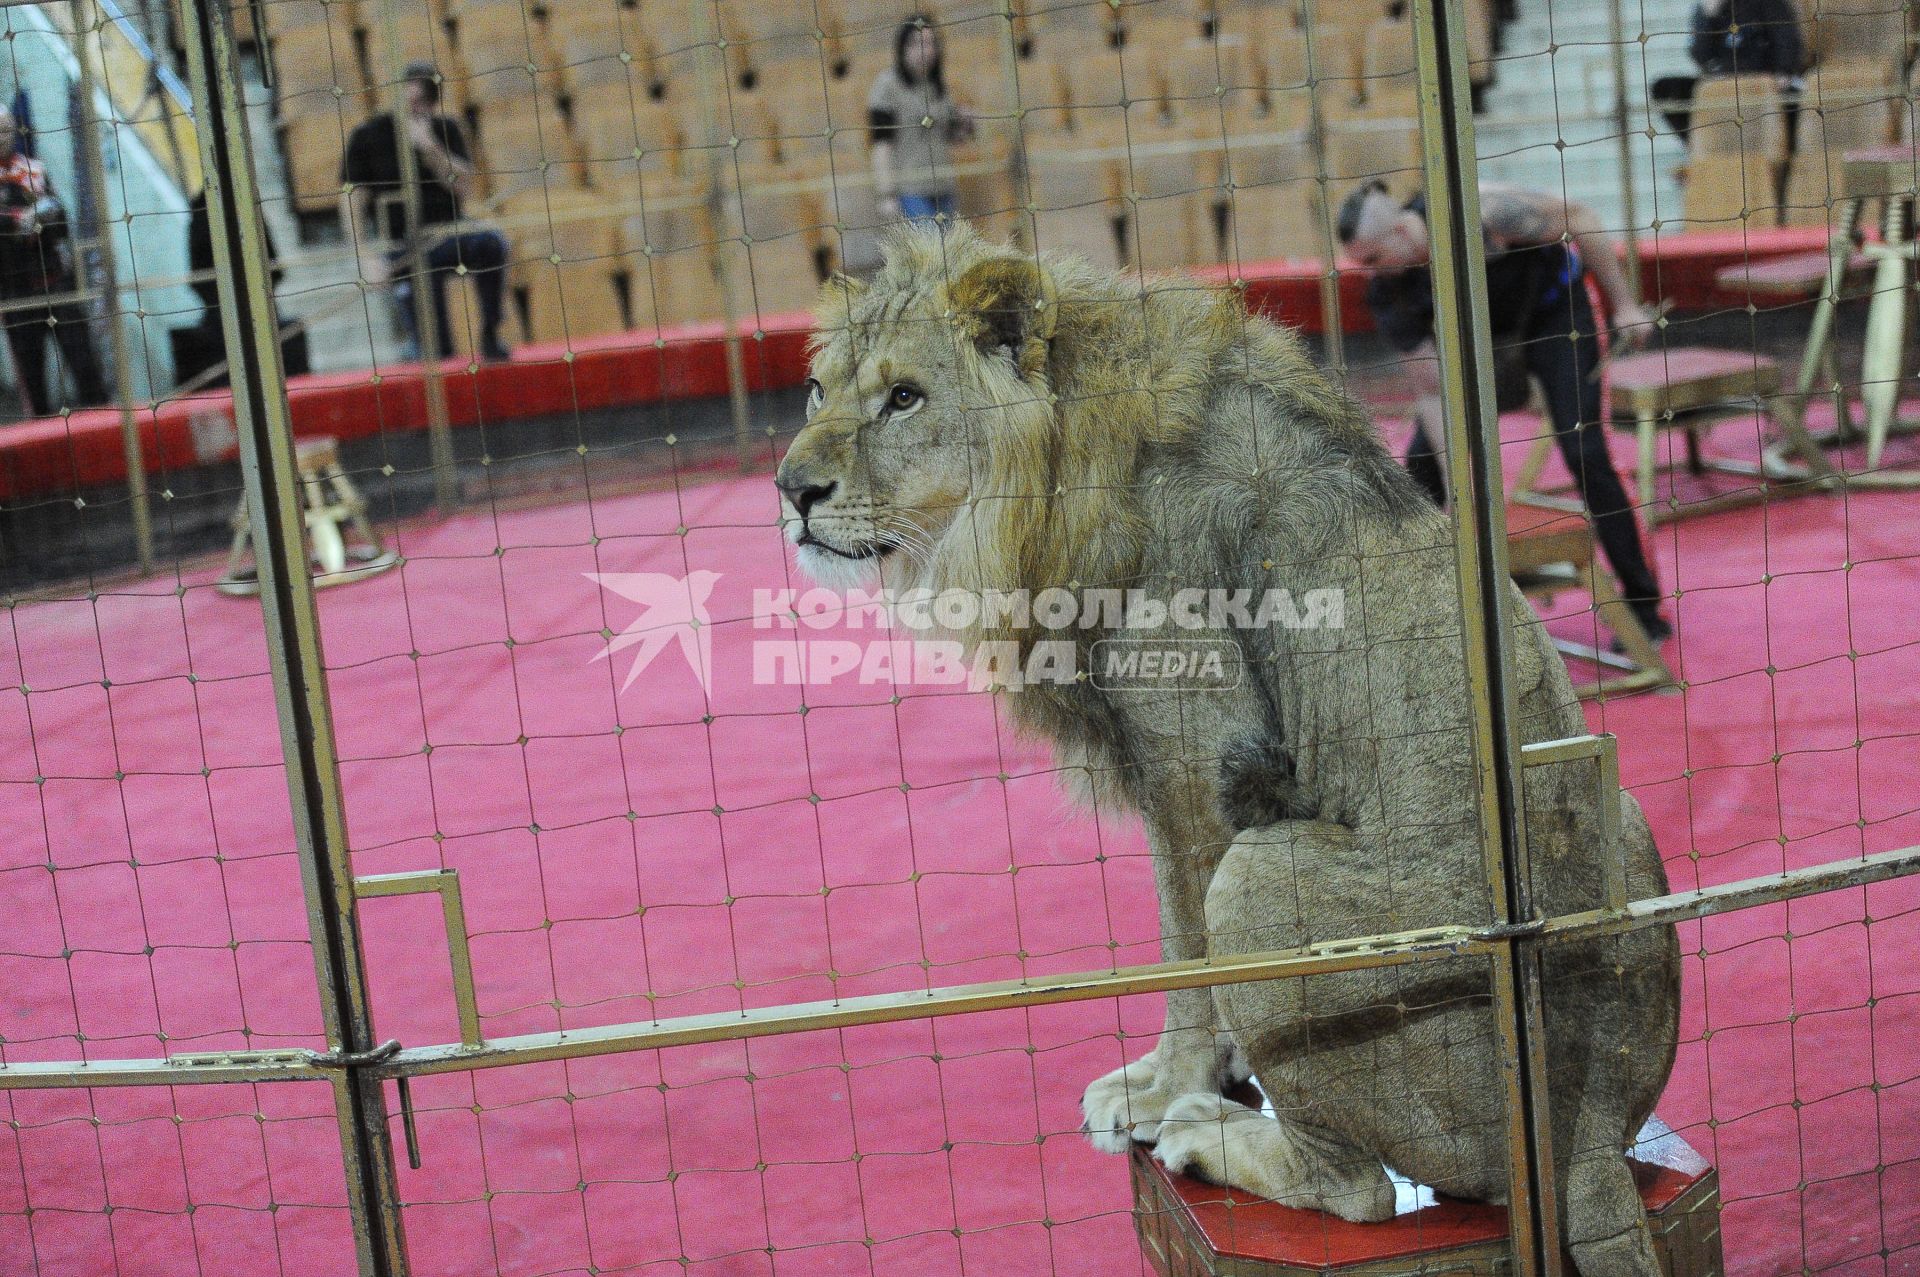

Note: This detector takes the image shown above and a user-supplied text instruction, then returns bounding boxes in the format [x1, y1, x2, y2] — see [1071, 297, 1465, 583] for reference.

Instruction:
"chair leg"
[1860, 204, 1911, 472]
[1588, 559, 1672, 688]
[1636, 413, 1659, 523]
[1513, 428, 1556, 500]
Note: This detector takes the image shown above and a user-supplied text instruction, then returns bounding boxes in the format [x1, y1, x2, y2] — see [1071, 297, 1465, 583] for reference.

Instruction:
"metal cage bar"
[175, 1, 410, 1272]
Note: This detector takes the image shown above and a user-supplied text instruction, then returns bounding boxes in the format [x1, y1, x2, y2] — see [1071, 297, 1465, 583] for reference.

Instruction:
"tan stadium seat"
[1114, 99, 1209, 273]
[1805, 0, 1907, 90]
[1682, 76, 1792, 231]
[1783, 77, 1897, 224]
[1358, 17, 1417, 117]
[267, 8, 366, 103]
[572, 94, 689, 187]
[477, 94, 585, 194]
[448, 0, 561, 76]
[1322, 115, 1423, 196]
[361, 9, 462, 112]
[495, 183, 626, 345]
[619, 187, 723, 331]
[280, 110, 352, 214]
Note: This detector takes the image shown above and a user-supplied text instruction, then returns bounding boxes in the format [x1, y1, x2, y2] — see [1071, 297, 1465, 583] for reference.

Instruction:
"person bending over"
[341, 62, 509, 362]
[1337, 180, 1671, 644]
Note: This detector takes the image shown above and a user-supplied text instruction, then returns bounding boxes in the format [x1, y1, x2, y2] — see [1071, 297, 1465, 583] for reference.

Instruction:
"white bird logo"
[586, 570, 721, 694]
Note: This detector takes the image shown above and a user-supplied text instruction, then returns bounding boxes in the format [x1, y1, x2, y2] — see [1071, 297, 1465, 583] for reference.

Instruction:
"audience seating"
[274, 0, 1516, 332]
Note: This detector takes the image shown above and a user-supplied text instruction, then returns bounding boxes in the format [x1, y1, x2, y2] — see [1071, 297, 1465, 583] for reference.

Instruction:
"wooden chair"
[1605, 346, 1835, 523]
[1506, 502, 1674, 697]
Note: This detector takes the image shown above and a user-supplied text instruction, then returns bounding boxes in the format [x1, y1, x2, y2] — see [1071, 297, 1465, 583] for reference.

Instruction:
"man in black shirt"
[1651, 0, 1805, 145]
[341, 62, 509, 362]
[1338, 180, 1671, 644]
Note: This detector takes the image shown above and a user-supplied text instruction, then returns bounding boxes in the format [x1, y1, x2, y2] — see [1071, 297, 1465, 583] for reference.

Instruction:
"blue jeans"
[389, 229, 508, 359]
[897, 191, 957, 226]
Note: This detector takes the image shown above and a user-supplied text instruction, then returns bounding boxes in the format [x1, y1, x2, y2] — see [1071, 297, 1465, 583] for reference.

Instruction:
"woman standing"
[868, 15, 973, 226]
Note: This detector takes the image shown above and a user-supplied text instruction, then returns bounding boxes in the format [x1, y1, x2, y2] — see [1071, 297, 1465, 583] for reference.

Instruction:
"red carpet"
[2, 416, 1917, 1275]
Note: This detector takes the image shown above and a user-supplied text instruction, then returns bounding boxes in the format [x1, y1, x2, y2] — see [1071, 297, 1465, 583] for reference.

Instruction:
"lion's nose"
[776, 477, 836, 517]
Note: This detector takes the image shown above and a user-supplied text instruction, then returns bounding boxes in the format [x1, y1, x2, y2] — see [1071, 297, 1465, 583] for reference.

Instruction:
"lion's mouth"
[797, 530, 893, 561]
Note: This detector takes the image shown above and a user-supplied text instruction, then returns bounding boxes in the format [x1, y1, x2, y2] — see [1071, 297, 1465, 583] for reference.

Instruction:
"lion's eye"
[887, 384, 923, 412]
[805, 378, 823, 414]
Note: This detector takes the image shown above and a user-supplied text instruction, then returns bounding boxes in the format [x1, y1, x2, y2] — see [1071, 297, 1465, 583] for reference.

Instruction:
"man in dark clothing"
[0, 106, 107, 416]
[1338, 180, 1672, 644]
[1651, 0, 1805, 143]
[177, 189, 309, 386]
[340, 62, 509, 362]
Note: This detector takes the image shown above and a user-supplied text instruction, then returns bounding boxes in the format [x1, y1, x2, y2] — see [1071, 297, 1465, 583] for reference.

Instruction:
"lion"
[775, 225, 1681, 1276]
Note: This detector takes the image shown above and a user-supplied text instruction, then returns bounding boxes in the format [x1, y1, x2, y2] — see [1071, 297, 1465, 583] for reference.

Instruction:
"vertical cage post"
[1303, 25, 1346, 375]
[996, 5, 1033, 255]
[1407, 0, 1564, 1271]
[68, 0, 154, 574]
[177, 1, 410, 1272]
[1607, 0, 1644, 299]
[366, 0, 457, 510]
[690, 1, 756, 471]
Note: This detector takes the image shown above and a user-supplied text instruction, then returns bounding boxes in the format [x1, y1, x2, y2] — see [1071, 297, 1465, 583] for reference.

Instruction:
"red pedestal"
[1132, 1116, 1723, 1276]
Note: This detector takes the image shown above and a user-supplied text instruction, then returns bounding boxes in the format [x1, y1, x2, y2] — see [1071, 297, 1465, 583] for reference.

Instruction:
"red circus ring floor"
[3, 393, 1918, 1275]
[0, 228, 1834, 504]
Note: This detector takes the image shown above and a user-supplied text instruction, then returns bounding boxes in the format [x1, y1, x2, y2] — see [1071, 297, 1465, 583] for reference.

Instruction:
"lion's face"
[776, 329, 983, 587]
[776, 234, 1056, 591]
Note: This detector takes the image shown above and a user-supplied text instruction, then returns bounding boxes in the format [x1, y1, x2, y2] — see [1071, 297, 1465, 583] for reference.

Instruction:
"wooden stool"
[1714, 250, 1871, 471]
[217, 437, 399, 596]
[1132, 1115, 1723, 1277]
[1607, 347, 1832, 524]
[1774, 146, 1920, 487]
[1507, 502, 1672, 698]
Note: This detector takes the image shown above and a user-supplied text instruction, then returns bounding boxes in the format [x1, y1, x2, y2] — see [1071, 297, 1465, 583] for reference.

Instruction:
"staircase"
[1473, 0, 1702, 239]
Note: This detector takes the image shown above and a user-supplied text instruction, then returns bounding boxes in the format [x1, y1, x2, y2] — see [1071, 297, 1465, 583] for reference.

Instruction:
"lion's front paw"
[1090, 1052, 1205, 1152]
[1152, 1093, 1396, 1224]
[1081, 1058, 1162, 1152]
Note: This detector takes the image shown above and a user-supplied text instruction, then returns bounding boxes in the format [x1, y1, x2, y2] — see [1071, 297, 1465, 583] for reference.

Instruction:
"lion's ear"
[815, 270, 867, 323]
[946, 255, 1057, 364]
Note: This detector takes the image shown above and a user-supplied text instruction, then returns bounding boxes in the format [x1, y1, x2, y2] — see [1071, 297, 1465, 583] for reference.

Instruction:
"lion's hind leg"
[1152, 1093, 1396, 1223]
[1563, 1142, 1663, 1277]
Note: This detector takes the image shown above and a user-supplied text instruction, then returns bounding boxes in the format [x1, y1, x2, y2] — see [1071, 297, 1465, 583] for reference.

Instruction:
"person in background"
[867, 15, 974, 227]
[1650, 0, 1805, 145]
[179, 188, 309, 387]
[1337, 179, 1672, 645]
[0, 106, 107, 416]
[341, 62, 509, 362]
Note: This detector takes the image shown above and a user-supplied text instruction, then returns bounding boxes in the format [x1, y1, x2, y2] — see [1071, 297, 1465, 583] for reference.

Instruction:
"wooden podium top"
[1135, 1116, 1712, 1270]
[1606, 348, 1780, 417]
[1841, 145, 1920, 200]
